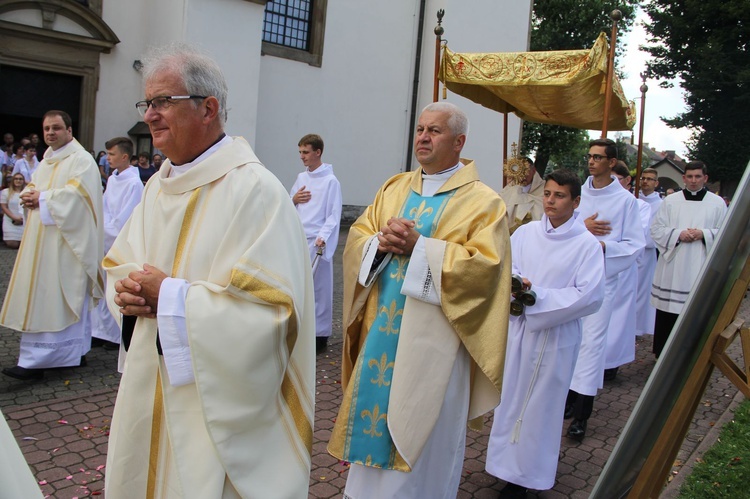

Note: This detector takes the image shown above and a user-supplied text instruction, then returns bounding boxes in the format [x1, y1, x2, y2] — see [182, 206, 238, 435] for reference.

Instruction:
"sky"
[604, 9, 691, 159]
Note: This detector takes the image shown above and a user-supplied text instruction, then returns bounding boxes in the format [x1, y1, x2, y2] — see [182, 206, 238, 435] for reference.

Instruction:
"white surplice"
[650, 189, 727, 313]
[290, 163, 342, 337]
[604, 198, 650, 367]
[91, 166, 144, 344]
[635, 192, 662, 335]
[570, 176, 645, 395]
[486, 213, 604, 490]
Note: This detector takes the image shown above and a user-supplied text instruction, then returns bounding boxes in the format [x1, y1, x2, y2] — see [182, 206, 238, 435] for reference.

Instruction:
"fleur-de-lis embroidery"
[365, 455, 373, 466]
[409, 200, 434, 229]
[389, 256, 408, 282]
[361, 404, 387, 437]
[378, 300, 403, 335]
[368, 353, 395, 387]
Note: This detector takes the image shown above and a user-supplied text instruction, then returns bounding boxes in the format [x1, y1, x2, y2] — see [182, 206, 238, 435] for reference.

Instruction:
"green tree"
[522, 0, 639, 174]
[642, 1, 750, 195]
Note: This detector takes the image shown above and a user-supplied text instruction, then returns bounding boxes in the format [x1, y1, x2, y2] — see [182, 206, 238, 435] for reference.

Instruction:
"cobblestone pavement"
[1, 233, 747, 498]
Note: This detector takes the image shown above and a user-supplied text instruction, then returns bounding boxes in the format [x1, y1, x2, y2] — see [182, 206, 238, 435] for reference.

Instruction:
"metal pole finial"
[434, 9, 445, 36]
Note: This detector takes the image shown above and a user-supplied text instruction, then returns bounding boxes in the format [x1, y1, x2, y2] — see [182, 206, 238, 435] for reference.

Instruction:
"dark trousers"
[566, 390, 594, 421]
[653, 309, 679, 358]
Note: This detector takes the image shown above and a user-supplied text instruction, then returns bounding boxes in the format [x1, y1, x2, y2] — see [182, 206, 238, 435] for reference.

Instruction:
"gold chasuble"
[329, 160, 511, 470]
[103, 138, 315, 498]
[0, 138, 103, 332]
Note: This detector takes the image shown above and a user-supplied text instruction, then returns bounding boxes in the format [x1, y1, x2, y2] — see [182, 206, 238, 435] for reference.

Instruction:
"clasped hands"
[679, 228, 703, 243]
[114, 264, 168, 318]
[20, 190, 40, 209]
[376, 217, 419, 255]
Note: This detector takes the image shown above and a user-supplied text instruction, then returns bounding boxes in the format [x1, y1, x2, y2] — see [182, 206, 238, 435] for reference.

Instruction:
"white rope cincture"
[511, 329, 550, 444]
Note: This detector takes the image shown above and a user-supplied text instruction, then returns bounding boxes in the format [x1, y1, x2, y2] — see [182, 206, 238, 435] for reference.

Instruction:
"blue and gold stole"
[341, 188, 455, 470]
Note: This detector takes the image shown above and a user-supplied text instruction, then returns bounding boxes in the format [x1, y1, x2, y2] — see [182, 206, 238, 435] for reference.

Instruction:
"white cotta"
[486, 213, 604, 490]
[570, 176, 644, 395]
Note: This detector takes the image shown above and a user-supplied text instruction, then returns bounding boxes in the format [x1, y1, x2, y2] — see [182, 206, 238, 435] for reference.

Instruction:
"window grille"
[263, 0, 312, 51]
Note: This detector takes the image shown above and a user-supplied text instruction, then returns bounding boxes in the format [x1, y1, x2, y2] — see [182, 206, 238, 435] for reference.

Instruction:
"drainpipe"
[405, 0, 428, 172]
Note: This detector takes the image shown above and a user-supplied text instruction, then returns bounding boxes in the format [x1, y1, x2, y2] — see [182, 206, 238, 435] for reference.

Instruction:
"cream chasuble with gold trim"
[0, 138, 103, 333]
[329, 160, 511, 470]
[103, 137, 315, 498]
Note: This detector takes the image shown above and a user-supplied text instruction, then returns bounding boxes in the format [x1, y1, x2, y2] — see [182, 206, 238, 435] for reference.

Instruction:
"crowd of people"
[0, 43, 732, 498]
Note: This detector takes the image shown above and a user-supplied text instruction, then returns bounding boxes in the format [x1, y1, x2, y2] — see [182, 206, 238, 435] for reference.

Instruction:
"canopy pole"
[600, 9, 622, 137]
[433, 9, 445, 103]
[503, 113, 508, 163]
[634, 73, 649, 198]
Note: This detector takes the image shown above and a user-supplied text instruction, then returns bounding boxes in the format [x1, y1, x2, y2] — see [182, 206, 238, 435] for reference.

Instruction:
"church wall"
[93, 0, 151, 152]
[93, 0, 265, 154]
[85, 0, 528, 207]
[255, 1, 420, 205]
[255, 0, 532, 206]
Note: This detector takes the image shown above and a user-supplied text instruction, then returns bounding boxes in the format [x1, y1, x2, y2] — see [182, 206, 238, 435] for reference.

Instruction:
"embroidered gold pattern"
[361, 404, 387, 437]
[368, 353, 395, 387]
[389, 255, 408, 282]
[377, 300, 403, 336]
[408, 200, 434, 229]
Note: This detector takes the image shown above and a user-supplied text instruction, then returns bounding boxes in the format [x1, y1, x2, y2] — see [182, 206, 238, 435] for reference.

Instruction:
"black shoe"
[499, 482, 528, 498]
[603, 367, 618, 381]
[316, 336, 328, 354]
[567, 419, 587, 441]
[564, 404, 574, 420]
[91, 337, 105, 348]
[80, 355, 87, 367]
[2, 365, 44, 380]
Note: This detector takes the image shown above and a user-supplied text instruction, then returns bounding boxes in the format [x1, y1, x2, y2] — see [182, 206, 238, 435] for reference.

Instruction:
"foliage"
[642, 0, 750, 191]
[523, 0, 640, 173]
[678, 400, 750, 498]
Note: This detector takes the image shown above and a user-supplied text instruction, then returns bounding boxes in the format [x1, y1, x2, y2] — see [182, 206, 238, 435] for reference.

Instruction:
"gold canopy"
[439, 33, 636, 131]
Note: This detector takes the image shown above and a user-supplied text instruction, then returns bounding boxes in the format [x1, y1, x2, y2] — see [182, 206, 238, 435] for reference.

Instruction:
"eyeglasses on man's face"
[135, 95, 207, 117]
[640, 176, 657, 182]
[584, 154, 611, 162]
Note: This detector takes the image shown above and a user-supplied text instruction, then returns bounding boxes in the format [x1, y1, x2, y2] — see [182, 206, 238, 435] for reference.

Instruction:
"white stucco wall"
[255, 0, 532, 206]
[255, 1, 421, 206]
[94, 0, 265, 153]
[89, 0, 530, 205]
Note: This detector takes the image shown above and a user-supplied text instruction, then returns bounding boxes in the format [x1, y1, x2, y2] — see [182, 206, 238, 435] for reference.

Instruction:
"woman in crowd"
[0, 173, 26, 249]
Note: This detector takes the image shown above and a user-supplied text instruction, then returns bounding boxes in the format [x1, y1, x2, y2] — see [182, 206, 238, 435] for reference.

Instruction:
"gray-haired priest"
[328, 102, 511, 498]
[103, 44, 315, 498]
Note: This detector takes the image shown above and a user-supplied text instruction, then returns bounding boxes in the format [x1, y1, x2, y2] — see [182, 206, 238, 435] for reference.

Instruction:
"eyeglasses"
[135, 95, 207, 117]
[585, 154, 611, 162]
[640, 177, 657, 182]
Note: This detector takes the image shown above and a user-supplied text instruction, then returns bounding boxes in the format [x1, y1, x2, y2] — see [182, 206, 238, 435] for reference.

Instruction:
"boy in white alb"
[90, 137, 144, 350]
[487, 169, 604, 497]
[635, 167, 662, 336]
[566, 139, 645, 441]
[290, 134, 342, 353]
